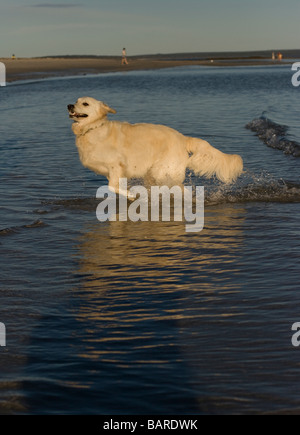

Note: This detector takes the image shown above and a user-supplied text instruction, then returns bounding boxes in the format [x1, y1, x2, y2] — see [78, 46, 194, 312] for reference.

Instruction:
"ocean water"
[0, 65, 300, 415]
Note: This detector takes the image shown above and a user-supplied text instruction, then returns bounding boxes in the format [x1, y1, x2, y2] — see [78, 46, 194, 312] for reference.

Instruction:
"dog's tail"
[186, 137, 243, 184]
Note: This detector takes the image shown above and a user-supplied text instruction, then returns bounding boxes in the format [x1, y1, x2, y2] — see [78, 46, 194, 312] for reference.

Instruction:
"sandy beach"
[2, 57, 200, 82]
[1, 54, 295, 83]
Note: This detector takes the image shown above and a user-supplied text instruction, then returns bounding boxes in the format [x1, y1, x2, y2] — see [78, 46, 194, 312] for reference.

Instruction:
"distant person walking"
[122, 48, 128, 65]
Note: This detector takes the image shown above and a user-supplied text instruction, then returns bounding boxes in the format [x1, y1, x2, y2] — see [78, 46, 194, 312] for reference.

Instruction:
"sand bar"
[1, 55, 295, 83]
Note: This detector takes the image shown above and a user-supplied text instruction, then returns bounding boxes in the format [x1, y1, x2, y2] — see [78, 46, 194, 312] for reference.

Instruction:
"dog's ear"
[102, 102, 117, 115]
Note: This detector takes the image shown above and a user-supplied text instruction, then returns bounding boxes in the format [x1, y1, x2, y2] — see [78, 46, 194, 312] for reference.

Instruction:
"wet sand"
[1, 55, 293, 83]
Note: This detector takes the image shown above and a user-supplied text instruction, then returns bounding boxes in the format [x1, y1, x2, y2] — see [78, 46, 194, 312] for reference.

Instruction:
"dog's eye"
[83, 103, 89, 107]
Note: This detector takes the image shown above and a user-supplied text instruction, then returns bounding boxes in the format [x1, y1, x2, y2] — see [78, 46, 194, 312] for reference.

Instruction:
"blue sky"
[1, 0, 300, 57]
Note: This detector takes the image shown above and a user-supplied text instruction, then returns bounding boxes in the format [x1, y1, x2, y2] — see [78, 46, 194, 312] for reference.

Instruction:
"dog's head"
[68, 97, 116, 126]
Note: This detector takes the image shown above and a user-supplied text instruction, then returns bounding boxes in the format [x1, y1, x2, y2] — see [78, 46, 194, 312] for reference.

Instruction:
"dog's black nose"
[68, 104, 74, 111]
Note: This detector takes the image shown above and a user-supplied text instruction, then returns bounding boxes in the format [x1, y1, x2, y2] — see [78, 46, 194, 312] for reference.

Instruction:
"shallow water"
[0, 65, 300, 414]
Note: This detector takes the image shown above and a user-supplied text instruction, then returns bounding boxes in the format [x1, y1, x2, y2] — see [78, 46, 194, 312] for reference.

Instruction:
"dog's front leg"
[108, 169, 135, 201]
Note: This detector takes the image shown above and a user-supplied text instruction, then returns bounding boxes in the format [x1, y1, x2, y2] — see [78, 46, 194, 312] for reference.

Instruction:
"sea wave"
[0, 220, 47, 237]
[246, 116, 300, 157]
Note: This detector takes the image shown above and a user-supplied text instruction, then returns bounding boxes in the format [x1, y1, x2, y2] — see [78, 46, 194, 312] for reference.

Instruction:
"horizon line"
[1, 48, 300, 60]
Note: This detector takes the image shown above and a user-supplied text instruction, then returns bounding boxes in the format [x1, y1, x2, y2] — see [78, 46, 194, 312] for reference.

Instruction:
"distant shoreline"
[2, 52, 298, 83]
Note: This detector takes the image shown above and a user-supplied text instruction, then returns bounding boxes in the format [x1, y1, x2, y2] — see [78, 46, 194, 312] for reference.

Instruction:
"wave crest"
[246, 116, 300, 157]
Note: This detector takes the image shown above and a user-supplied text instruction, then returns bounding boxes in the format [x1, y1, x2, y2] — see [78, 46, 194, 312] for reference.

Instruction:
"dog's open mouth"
[69, 111, 89, 119]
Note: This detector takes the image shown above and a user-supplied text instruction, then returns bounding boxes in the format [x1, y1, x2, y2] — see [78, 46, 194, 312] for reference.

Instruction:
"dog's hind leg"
[148, 164, 186, 188]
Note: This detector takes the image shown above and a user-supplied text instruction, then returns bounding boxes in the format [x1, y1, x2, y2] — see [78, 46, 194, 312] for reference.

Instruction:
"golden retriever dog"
[68, 97, 243, 196]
